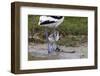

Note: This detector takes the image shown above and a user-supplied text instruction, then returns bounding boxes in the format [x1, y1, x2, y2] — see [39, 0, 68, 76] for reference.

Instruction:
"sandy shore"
[28, 43, 88, 60]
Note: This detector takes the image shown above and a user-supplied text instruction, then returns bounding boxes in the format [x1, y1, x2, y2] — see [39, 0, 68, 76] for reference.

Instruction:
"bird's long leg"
[53, 28, 61, 52]
[52, 27, 57, 51]
[45, 28, 51, 54]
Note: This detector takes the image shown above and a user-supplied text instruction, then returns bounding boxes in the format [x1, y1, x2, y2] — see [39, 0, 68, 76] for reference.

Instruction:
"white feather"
[38, 16, 64, 28]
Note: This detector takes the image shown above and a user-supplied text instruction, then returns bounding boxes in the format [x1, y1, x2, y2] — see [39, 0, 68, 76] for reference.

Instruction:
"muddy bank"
[28, 43, 88, 60]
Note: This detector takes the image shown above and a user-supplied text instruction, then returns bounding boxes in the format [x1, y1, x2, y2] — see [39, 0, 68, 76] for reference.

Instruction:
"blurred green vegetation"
[28, 15, 88, 46]
[58, 17, 88, 35]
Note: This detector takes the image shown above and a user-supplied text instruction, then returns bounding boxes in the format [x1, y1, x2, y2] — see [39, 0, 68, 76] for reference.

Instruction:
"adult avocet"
[38, 16, 64, 53]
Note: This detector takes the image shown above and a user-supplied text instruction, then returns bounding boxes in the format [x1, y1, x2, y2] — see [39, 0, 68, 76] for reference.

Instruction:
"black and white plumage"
[39, 16, 64, 28]
[38, 16, 64, 53]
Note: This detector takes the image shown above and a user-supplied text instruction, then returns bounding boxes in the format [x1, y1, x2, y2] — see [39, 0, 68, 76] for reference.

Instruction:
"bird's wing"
[48, 16, 58, 22]
[39, 16, 48, 22]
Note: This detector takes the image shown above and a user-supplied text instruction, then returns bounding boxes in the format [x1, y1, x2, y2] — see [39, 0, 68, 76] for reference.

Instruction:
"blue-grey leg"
[45, 28, 52, 54]
[48, 42, 53, 53]
[53, 28, 57, 51]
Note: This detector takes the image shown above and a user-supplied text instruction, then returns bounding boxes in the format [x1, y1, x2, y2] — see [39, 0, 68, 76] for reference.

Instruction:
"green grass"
[28, 15, 88, 46]
[58, 17, 88, 35]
